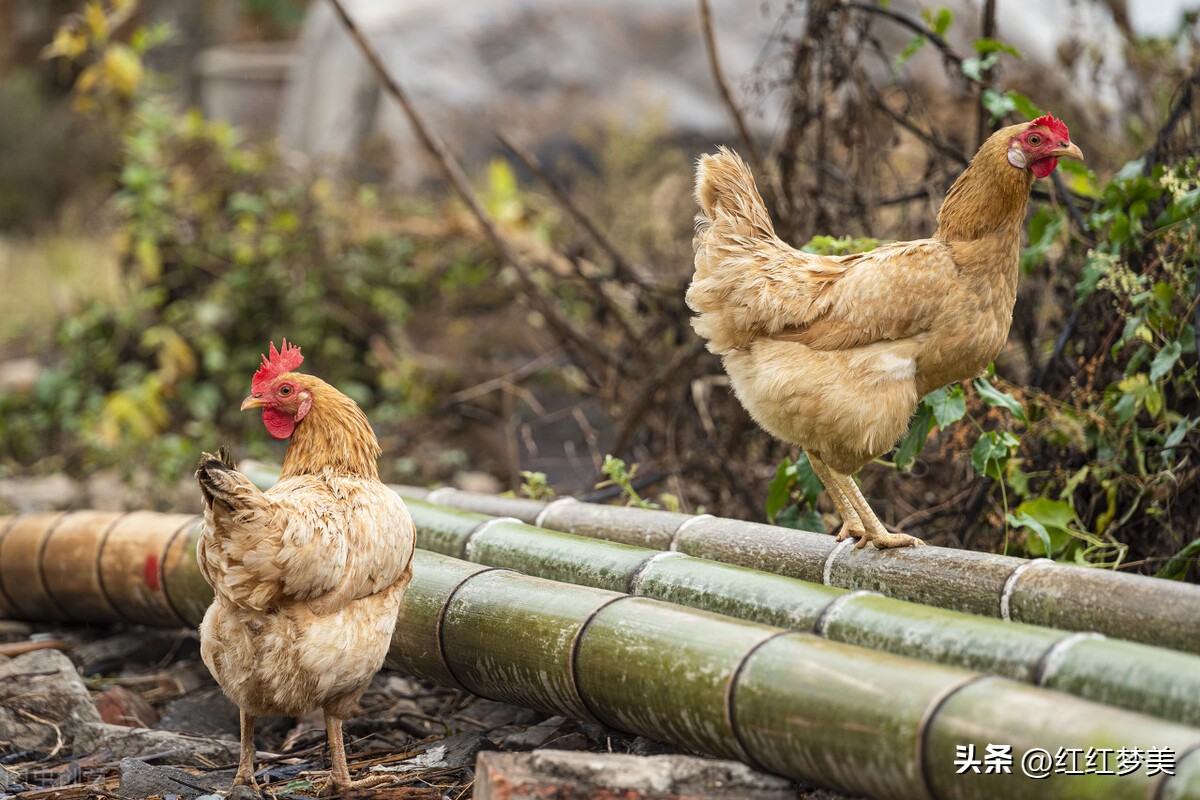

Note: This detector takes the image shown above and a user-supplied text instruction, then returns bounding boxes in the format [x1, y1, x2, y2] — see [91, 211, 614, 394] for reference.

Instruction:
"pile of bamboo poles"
[3, 503, 1200, 799]
[396, 485, 1200, 655]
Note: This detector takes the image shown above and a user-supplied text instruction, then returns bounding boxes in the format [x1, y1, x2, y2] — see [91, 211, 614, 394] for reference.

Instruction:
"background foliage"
[0, 0, 1197, 580]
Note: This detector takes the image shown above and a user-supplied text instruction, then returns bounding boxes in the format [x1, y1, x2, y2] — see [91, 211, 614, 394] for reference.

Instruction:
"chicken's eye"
[278, 385, 293, 397]
[1028, 134, 1041, 146]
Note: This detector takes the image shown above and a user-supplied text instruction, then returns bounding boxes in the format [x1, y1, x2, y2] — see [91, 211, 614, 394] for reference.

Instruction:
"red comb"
[1031, 114, 1070, 141]
[251, 340, 304, 394]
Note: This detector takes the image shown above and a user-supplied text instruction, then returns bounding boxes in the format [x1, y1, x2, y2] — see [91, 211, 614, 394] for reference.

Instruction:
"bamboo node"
[534, 497, 579, 529]
[999, 558, 1055, 621]
[668, 514, 714, 551]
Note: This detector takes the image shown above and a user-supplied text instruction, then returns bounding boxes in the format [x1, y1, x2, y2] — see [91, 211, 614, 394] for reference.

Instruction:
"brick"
[474, 750, 802, 800]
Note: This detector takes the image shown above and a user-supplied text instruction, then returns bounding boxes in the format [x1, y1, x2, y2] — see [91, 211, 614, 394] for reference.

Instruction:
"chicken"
[195, 340, 415, 793]
[688, 116, 1083, 549]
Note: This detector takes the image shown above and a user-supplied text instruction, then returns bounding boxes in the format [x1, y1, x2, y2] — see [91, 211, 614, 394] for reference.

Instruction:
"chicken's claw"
[856, 530, 924, 549]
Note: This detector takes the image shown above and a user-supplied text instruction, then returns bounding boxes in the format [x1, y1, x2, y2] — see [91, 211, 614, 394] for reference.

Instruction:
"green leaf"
[1007, 511, 1053, 555]
[777, 504, 826, 534]
[971, 430, 1018, 479]
[1007, 91, 1044, 120]
[926, 6, 954, 36]
[973, 38, 1023, 58]
[974, 376, 1028, 424]
[1158, 536, 1200, 581]
[794, 453, 824, 508]
[766, 457, 796, 523]
[926, 385, 967, 427]
[1008, 497, 1076, 557]
[894, 401, 935, 470]
[893, 34, 926, 71]
[981, 88, 1016, 123]
[1150, 340, 1183, 382]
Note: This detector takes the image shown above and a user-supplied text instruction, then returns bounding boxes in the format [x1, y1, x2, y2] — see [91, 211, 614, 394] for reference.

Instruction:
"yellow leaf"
[103, 45, 143, 97]
[134, 237, 161, 280]
[42, 28, 88, 61]
[84, 3, 109, 41]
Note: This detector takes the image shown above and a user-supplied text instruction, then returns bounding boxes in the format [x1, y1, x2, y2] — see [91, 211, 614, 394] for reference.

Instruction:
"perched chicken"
[688, 116, 1083, 549]
[196, 340, 415, 793]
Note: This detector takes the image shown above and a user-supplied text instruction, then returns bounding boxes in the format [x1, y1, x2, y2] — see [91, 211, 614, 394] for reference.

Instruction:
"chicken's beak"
[1050, 142, 1084, 161]
[240, 394, 266, 411]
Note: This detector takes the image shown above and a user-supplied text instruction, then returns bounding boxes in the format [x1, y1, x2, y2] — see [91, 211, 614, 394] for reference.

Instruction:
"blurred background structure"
[0, 0, 1198, 578]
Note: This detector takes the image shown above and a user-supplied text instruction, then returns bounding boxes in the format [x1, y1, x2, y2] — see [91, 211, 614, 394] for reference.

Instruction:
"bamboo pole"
[400, 487, 1200, 655]
[3, 510, 1200, 799]
[396, 499, 1200, 728]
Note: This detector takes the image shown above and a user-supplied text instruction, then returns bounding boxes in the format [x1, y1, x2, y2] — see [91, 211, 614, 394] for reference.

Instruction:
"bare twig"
[1143, 61, 1200, 175]
[326, 0, 621, 378]
[697, 0, 788, 217]
[496, 132, 649, 290]
[612, 339, 707, 456]
[975, 0, 997, 149]
[844, 0, 969, 77]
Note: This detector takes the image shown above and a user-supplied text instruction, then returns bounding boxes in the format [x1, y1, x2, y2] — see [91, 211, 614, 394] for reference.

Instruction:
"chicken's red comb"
[252, 340, 304, 393]
[1031, 114, 1070, 141]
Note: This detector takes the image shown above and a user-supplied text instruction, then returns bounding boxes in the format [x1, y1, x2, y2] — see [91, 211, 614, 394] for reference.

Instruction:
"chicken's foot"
[816, 462, 916, 551]
[234, 711, 259, 790]
[807, 454, 866, 542]
[324, 715, 395, 794]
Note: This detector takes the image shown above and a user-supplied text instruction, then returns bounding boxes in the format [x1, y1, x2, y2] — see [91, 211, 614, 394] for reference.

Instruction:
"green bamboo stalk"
[4, 510, 1200, 799]
[399, 498, 1200, 728]
[398, 487, 1200, 656]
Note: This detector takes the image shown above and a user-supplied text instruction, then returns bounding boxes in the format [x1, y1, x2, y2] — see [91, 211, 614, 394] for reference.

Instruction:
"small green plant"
[596, 454, 659, 509]
[517, 470, 556, 501]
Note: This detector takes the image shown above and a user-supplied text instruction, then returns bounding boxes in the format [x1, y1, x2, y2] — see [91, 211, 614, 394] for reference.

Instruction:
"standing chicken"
[196, 340, 415, 793]
[688, 116, 1083, 549]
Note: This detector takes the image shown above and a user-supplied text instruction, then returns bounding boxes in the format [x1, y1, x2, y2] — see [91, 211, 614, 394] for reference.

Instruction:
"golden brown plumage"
[196, 342, 415, 792]
[688, 118, 1083, 549]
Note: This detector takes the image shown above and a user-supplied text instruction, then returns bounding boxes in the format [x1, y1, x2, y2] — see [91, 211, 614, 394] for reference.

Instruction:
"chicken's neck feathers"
[280, 378, 382, 481]
[935, 125, 1035, 246]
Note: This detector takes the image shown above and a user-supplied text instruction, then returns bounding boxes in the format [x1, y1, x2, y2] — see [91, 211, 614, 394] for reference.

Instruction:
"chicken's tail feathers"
[196, 448, 259, 513]
[693, 146, 776, 240]
[688, 147, 795, 353]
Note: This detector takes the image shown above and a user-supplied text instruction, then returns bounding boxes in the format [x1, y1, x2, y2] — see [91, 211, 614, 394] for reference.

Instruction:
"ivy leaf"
[894, 401, 935, 470]
[926, 385, 967, 428]
[974, 376, 1028, 424]
[1150, 340, 1183, 382]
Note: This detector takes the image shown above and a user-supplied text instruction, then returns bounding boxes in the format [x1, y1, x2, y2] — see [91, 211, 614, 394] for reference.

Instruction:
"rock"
[95, 685, 158, 728]
[117, 758, 234, 800]
[416, 730, 494, 769]
[492, 717, 590, 752]
[0, 474, 81, 513]
[156, 688, 240, 739]
[456, 697, 545, 730]
[474, 750, 804, 800]
[0, 649, 103, 753]
[0, 649, 238, 766]
[75, 628, 198, 675]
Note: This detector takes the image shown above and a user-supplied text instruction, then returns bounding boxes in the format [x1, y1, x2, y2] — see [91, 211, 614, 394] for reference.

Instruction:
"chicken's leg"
[234, 711, 258, 789]
[325, 714, 394, 794]
[833, 469, 923, 549]
[807, 454, 865, 541]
